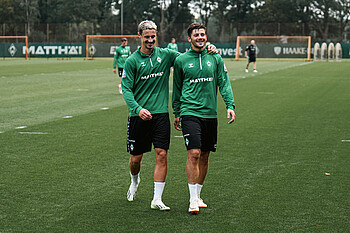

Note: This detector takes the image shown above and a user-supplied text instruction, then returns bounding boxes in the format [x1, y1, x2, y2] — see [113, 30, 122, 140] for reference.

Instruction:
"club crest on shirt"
[122, 70, 126, 78]
[141, 62, 146, 67]
[207, 61, 211, 67]
[188, 63, 194, 68]
[157, 57, 162, 63]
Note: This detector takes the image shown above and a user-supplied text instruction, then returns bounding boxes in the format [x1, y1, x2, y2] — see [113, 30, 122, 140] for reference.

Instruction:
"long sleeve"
[121, 59, 143, 115]
[113, 48, 118, 69]
[172, 58, 183, 118]
[217, 57, 235, 110]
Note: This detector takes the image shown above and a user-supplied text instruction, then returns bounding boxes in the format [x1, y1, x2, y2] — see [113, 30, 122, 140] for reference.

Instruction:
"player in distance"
[113, 38, 131, 94]
[167, 38, 178, 52]
[172, 23, 235, 214]
[121, 20, 218, 211]
[245, 40, 258, 73]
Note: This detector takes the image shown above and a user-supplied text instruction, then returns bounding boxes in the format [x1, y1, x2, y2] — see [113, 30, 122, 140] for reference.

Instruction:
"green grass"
[1, 59, 350, 232]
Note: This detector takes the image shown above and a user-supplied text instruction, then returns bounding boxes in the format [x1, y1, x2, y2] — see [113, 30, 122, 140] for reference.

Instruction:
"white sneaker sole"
[151, 204, 170, 211]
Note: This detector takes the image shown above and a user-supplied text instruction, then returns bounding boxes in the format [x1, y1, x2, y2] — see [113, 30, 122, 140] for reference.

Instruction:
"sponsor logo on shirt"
[122, 70, 126, 78]
[141, 72, 164, 80]
[141, 62, 146, 67]
[188, 63, 194, 68]
[207, 61, 211, 67]
[189, 77, 213, 84]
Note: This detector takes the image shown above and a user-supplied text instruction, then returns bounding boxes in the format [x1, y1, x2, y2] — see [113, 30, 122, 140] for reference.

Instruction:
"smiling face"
[139, 29, 157, 54]
[188, 28, 207, 51]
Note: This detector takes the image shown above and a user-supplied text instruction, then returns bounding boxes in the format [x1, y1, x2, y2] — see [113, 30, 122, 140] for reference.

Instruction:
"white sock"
[153, 182, 165, 201]
[188, 183, 198, 202]
[130, 172, 139, 185]
[196, 183, 203, 198]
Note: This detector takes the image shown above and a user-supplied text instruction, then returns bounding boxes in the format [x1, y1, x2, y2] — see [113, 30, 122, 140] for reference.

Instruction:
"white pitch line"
[19, 132, 48, 135]
[174, 135, 183, 138]
[63, 116, 73, 119]
[15, 126, 27, 129]
[0, 131, 4, 134]
[230, 62, 312, 81]
[101, 107, 109, 110]
[341, 140, 350, 142]
[77, 89, 89, 91]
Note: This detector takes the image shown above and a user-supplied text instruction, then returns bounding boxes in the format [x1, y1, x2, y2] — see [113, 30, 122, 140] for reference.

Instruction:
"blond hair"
[138, 20, 157, 35]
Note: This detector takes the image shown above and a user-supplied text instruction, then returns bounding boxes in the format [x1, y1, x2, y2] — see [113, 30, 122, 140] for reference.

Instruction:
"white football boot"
[197, 197, 207, 208]
[188, 199, 199, 215]
[245, 69, 249, 73]
[127, 176, 140, 202]
[150, 199, 171, 211]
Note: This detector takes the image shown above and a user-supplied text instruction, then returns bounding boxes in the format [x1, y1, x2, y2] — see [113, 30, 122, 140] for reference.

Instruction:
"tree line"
[1, 0, 349, 43]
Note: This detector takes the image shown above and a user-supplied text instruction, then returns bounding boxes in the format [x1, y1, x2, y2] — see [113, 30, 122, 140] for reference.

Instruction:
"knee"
[130, 155, 142, 164]
[188, 149, 200, 161]
[156, 150, 168, 164]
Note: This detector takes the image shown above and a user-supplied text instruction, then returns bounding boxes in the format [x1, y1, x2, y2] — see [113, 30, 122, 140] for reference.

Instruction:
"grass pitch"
[1, 59, 350, 232]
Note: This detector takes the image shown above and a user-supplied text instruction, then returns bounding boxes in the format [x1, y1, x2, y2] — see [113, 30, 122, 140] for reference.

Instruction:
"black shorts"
[118, 68, 124, 77]
[248, 56, 256, 63]
[180, 115, 217, 152]
[127, 113, 170, 155]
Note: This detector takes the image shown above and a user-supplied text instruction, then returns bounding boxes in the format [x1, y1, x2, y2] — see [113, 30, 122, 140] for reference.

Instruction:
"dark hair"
[121, 38, 127, 42]
[187, 23, 206, 37]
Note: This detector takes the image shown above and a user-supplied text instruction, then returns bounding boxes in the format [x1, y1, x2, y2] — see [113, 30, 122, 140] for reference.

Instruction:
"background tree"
[309, 0, 339, 41]
[0, 0, 15, 23]
[228, 0, 257, 35]
[16, 0, 40, 36]
[159, 0, 193, 43]
[191, 0, 215, 28]
[212, 0, 233, 42]
[334, 0, 350, 42]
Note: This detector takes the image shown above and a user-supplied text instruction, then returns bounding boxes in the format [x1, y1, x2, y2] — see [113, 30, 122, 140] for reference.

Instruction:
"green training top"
[122, 47, 178, 116]
[167, 43, 178, 52]
[113, 46, 131, 69]
[172, 48, 235, 118]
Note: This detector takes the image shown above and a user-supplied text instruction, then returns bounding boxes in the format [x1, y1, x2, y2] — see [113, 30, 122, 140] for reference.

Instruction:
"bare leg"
[129, 154, 143, 175]
[187, 149, 201, 184]
[253, 62, 256, 70]
[154, 148, 168, 182]
[127, 154, 143, 201]
[151, 148, 170, 209]
[197, 151, 210, 185]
